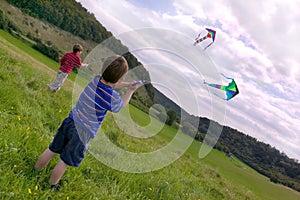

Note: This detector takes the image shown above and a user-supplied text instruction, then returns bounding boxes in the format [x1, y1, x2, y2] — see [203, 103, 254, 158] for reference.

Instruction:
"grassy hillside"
[1, 30, 300, 200]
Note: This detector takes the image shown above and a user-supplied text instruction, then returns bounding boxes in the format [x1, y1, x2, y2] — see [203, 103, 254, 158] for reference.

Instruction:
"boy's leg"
[49, 159, 67, 185]
[47, 71, 68, 92]
[34, 148, 57, 170]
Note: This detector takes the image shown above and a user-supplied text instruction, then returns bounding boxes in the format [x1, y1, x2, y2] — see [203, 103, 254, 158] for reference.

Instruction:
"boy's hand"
[131, 80, 146, 86]
[128, 81, 142, 91]
[121, 80, 145, 107]
[115, 80, 146, 89]
[128, 80, 145, 90]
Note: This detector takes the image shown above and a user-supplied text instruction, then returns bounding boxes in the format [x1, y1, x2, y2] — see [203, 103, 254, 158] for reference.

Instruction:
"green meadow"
[0, 29, 299, 200]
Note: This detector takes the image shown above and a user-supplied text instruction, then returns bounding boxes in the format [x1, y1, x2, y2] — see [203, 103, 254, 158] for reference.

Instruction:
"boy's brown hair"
[102, 55, 128, 83]
[73, 44, 83, 53]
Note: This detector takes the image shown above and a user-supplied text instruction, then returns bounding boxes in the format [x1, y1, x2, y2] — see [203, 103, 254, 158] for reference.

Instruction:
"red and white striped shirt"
[59, 52, 82, 74]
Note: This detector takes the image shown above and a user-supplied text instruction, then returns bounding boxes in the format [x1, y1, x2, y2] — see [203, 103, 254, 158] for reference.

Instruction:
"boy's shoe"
[46, 85, 57, 93]
[50, 184, 60, 191]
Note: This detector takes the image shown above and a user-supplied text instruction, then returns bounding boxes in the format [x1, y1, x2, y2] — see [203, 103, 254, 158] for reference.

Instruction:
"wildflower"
[13, 165, 17, 168]
[149, 187, 153, 191]
[59, 109, 62, 113]
[35, 185, 38, 190]
[26, 126, 30, 131]
[28, 188, 32, 194]
[18, 116, 21, 121]
[67, 197, 69, 200]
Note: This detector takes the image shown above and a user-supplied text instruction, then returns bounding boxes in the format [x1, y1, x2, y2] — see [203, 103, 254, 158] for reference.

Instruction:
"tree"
[166, 110, 177, 126]
[181, 122, 197, 137]
[0, 9, 8, 29]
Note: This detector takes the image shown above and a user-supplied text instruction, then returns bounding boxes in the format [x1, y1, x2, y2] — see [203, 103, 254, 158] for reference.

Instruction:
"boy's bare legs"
[34, 149, 66, 190]
[34, 148, 57, 170]
[49, 159, 67, 185]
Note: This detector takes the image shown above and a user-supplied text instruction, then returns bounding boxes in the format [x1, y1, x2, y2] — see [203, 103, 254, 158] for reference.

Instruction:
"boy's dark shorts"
[49, 117, 92, 167]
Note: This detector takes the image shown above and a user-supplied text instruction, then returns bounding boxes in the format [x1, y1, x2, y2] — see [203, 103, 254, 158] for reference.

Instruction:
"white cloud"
[226, 0, 300, 80]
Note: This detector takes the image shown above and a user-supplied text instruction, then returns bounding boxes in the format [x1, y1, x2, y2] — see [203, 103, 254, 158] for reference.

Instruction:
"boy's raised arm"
[121, 84, 141, 107]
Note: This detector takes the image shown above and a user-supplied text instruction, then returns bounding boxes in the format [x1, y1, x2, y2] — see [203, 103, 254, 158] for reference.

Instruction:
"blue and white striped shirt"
[69, 76, 123, 136]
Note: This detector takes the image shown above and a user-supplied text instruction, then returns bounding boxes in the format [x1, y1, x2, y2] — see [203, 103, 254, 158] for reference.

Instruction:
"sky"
[76, 0, 300, 161]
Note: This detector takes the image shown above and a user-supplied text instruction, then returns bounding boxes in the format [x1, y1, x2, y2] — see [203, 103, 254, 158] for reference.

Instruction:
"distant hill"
[1, 0, 300, 192]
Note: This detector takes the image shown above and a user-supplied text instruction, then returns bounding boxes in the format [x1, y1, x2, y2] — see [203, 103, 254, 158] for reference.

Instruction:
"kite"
[193, 28, 216, 50]
[204, 73, 239, 101]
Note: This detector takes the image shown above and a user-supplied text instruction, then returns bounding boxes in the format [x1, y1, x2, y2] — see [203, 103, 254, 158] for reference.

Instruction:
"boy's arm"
[121, 84, 140, 107]
[115, 80, 146, 89]
[114, 82, 131, 89]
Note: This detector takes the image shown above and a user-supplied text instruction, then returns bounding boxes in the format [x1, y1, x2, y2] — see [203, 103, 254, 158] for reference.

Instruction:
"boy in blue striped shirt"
[34, 55, 140, 190]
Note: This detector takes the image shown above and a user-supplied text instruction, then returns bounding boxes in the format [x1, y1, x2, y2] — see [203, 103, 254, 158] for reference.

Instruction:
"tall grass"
[1, 31, 300, 200]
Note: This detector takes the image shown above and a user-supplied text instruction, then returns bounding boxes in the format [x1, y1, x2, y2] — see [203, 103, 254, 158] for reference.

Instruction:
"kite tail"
[194, 35, 208, 46]
[220, 73, 233, 80]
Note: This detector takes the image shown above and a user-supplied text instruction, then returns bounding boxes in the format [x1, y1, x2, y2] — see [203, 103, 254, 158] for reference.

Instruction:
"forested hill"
[6, 0, 111, 42]
[2, 0, 300, 193]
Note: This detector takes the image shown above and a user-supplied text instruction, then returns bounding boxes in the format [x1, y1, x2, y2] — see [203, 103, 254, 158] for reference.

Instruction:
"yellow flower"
[67, 197, 69, 200]
[28, 188, 32, 194]
[14, 165, 17, 168]
[149, 187, 153, 191]
[59, 109, 62, 113]
[26, 126, 30, 131]
[35, 185, 38, 190]
[17, 116, 21, 121]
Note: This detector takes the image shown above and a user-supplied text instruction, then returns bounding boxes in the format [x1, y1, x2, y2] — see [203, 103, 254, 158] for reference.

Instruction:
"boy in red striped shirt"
[47, 44, 88, 92]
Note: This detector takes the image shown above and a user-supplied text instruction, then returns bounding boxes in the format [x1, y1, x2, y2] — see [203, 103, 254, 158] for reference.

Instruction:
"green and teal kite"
[204, 73, 239, 101]
[193, 28, 216, 50]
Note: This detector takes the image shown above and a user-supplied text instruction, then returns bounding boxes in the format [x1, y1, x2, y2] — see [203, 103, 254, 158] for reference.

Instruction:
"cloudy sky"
[77, 0, 300, 161]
